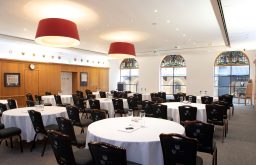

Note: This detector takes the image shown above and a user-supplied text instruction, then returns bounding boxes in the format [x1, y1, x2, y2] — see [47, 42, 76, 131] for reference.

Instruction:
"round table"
[86, 117, 185, 165]
[161, 102, 207, 122]
[1, 106, 68, 142]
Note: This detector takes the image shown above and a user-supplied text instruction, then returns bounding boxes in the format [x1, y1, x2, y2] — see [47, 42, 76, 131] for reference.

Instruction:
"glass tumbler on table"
[140, 110, 146, 127]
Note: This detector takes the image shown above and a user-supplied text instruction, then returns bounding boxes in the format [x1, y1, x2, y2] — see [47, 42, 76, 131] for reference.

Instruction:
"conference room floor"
[0, 105, 255, 165]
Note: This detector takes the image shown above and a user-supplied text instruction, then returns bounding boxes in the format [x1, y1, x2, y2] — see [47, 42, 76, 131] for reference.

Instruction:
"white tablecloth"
[1, 106, 68, 142]
[88, 98, 128, 117]
[161, 102, 207, 123]
[41, 95, 73, 106]
[86, 117, 185, 165]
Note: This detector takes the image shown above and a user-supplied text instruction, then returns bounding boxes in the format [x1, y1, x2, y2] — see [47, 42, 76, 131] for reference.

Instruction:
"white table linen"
[1, 106, 68, 142]
[0, 99, 18, 109]
[88, 98, 128, 117]
[41, 95, 73, 106]
[161, 102, 207, 123]
[86, 117, 185, 165]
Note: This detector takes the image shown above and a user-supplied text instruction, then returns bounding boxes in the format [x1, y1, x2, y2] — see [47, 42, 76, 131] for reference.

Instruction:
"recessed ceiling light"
[23, 28, 27, 32]
[166, 20, 170, 23]
[175, 28, 179, 31]
[182, 34, 186, 37]
[152, 22, 157, 26]
[154, 9, 158, 13]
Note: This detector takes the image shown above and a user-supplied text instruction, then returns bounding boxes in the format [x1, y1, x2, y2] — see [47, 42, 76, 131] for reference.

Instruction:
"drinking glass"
[180, 96, 183, 102]
[128, 109, 133, 117]
[140, 110, 146, 127]
[188, 97, 192, 103]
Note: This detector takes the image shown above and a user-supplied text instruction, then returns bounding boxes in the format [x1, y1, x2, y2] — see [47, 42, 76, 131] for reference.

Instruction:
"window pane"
[218, 87, 230, 96]
[161, 68, 173, 76]
[215, 66, 231, 76]
[217, 76, 230, 86]
[174, 85, 186, 94]
[120, 69, 130, 76]
[174, 67, 186, 76]
[130, 69, 139, 76]
[161, 85, 173, 94]
[161, 76, 174, 86]
[174, 77, 186, 86]
[231, 66, 249, 75]
[131, 77, 138, 84]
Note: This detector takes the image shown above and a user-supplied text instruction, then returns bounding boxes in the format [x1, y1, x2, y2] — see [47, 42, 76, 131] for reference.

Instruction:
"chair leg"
[31, 133, 38, 152]
[215, 148, 217, 165]
[41, 138, 48, 156]
[18, 135, 23, 152]
[10, 137, 13, 148]
[222, 126, 225, 143]
[232, 106, 234, 116]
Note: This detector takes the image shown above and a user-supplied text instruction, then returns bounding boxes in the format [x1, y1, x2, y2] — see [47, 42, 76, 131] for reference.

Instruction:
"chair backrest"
[112, 99, 124, 110]
[26, 93, 34, 102]
[150, 93, 159, 100]
[0, 103, 7, 114]
[54, 95, 63, 105]
[173, 93, 186, 102]
[184, 120, 214, 151]
[89, 99, 101, 109]
[66, 106, 81, 126]
[76, 91, 84, 99]
[158, 92, 167, 100]
[151, 104, 167, 119]
[133, 93, 142, 102]
[245, 82, 253, 97]
[201, 96, 213, 104]
[218, 94, 233, 107]
[45, 91, 52, 95]
[73, 97, 85, 110]
[212, 101, 228, 118]
[178, 105, 197, 125]
[26, 100, 35, 107]
[127, 96, 137, 110]
[48, 130, 76, 165]
[99, 91, 107, 98]
[7, 99, 17, 109]
[159, 133, 198, 165]
[87, 94, 96, 100]
[56, 117, 77, 145]
[205, 104, 224, 125]
[28, 110, 47, 134]
[141, 100, 154, 115]
[91, 110, 106, 122]
[186, 95, 197, 103]
[88, 142, 127, 165]
[35, 95, 42, 104]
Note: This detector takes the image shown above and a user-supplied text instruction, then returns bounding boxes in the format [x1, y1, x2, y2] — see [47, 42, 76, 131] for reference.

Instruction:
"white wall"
[109, 49, 256, 98]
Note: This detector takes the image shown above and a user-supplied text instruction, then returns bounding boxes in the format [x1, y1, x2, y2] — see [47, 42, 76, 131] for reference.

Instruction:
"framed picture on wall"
[80, 72, 88, 86]
[4, 73, 21, 87]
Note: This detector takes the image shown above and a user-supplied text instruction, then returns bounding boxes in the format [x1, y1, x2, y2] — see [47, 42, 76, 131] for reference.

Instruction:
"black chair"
[173, 93, 186, 102]
[45, 91, 52, 95]
[56, 117, 86, 148]
[133, 93, 142, 104]
[54, 95, 70, 107]
[85, 90, 93, 99]
[0, 124, 23, 152]
[206, 104, 227, 143]
[0, 103, 7, 118]
[35, 95, 52, 106]
[87, 94, 96, 100]
[99, 91, 107, 98]
[76, 90, 85, 100]
[178, 105, 197, 125]
[112, 99, 129, 117]
[141, 100, 154, 117]
[26, 93, 34, 102]
[184, 120, 217, 165]
[88, 141, 141, 165]
[7, 99, 17, 109]
[201, 96, 213, 104]
[151, 104, 167, 119]
[91, 109, 107, 122]
[73, 97, 92, 119]
[186, 95, 197, 103]
[88, 99, 109, 117]
[48, 130, 93, 165]
[159, 133, 203, 165]
[28, 110, 59, 156]
[213, 101, 229, 134]
[150, 93, 159, 102]
[66, 105, 93, 133]
[127, 96, 138, 110]
[26, 100, 35, 107]
[218, 94, 234, 116]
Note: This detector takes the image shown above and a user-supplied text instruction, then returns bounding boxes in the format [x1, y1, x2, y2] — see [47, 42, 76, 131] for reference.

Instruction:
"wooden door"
[25, 70, 39, 95]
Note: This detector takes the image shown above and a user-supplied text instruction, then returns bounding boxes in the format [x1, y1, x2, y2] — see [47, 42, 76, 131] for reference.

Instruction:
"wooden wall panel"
[0, 59, 109, 107]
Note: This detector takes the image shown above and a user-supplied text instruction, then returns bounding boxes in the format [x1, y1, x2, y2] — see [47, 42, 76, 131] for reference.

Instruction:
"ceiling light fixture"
[35, 18, 80, 47]
[108, 42, 136, 59]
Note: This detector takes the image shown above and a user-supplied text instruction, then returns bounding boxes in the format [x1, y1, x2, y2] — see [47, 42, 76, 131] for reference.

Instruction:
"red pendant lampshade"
[35, 18, 80, 47]
[108, 42, 136, 58]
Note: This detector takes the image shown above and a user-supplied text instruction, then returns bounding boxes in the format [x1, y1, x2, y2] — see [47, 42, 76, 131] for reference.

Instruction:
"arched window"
[120, 58, 139, 92]
[160, 55, 186, 94]
[214, 51, 250, 97]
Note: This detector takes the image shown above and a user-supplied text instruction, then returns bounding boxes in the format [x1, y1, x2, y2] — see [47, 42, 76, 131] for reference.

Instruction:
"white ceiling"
[0, 0, 255, 55]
